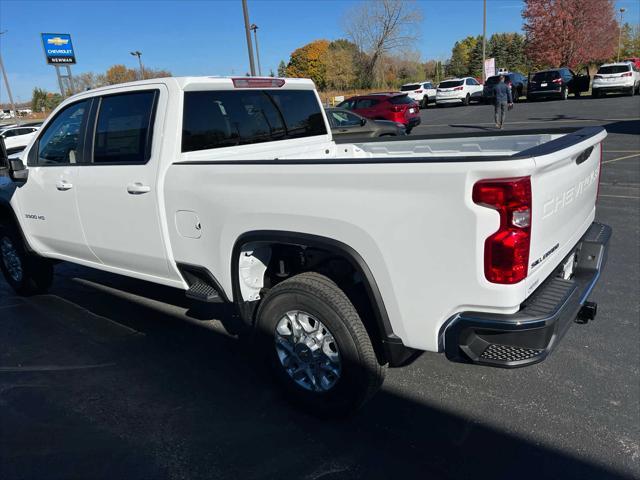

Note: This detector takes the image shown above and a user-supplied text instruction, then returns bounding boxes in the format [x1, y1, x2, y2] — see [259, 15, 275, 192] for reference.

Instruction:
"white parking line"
[599, 194, 640, 199]
[418, 117, 640, 128]
[602, 153, 640, 164]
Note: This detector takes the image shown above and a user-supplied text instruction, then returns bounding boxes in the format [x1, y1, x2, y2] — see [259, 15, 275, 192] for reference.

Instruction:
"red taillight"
[473, 177, 532, 284]
[621, 72, 632, 77]
[453, 86, 464, 91]
[552, 78, 562, 84]
[232, 77, 285, 88]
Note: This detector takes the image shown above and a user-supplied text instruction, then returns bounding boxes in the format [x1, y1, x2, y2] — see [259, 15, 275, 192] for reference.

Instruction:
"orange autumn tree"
[285, 40, 330, 89]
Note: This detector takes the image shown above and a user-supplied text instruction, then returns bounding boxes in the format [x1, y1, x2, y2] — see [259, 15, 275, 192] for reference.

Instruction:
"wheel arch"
[230, 230, 413, 366]
[0, 198, 33, 253]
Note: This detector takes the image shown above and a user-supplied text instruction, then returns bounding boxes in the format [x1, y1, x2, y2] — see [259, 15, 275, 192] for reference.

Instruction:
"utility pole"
[0, 31, 19, 125]
[482, 0, 487, 83]
[242, 0, 256, 76]
[250, 24, 262, 76]
[617, 8, 626, 62]
[130, 51, 145, 80]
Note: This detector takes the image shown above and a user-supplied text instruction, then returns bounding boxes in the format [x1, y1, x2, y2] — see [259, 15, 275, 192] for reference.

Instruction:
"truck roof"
[71, 76, 317, 97]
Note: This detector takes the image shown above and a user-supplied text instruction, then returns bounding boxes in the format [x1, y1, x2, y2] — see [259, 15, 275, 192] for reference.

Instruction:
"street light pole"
[130, 51, 144, 80]
[617, 8, 626, 63]
[250, 24, 262, 76]
[0, 31, 19, 125]
[482, 0, 487, 83]
[242, 0, 256, 76]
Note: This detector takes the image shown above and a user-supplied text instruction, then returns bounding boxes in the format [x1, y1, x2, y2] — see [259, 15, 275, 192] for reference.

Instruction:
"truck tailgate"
[526, 127, 607, 295]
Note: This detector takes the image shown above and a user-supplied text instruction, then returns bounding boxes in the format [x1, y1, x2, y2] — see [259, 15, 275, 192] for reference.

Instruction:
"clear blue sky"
[1, 0, 638, 103]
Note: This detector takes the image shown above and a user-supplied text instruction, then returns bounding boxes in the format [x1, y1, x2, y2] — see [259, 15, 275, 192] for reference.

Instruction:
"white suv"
[592, 62, 640, 97]
[400, 81, 436, 108]
[436, 77, 483, 106]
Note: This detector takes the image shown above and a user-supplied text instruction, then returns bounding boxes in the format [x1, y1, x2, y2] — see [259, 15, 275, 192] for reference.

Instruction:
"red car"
[337, 93, 421, 133]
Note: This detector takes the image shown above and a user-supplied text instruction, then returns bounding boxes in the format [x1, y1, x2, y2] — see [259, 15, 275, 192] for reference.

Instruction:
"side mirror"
[360, 118, 367, 126]
[9, 159, 29, 182]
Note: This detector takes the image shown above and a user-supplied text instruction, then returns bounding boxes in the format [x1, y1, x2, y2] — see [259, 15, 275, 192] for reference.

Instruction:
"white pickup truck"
[0, 76, 611, 415]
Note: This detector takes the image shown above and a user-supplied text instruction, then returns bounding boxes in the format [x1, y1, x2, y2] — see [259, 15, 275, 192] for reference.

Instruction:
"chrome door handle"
[127, 182, 151, 195]
[56, 180, 73, 191]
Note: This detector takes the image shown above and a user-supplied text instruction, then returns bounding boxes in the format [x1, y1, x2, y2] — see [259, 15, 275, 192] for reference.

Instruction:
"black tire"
[592, 90, 600, 98]
[629, 86, 635, 97]
[405, 127, 413, 134]
[255, 272, 385, 416]
[420, 97, 428, 109]
[575, 91, 581, 98]
[0, 223, 53, 296]
[462, 93, 470, 106]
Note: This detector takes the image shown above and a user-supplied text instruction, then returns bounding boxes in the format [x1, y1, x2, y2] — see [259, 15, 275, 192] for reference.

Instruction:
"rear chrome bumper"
[442, 222, 612, 368]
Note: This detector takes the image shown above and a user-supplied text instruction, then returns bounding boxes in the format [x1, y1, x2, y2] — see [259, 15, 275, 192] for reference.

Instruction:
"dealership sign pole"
[41, 33, 77, 97]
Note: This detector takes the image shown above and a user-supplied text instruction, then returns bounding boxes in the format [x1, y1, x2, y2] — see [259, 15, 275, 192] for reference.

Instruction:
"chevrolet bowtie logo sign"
[47, 37, 69, 46]
[41, 33, 76, 64]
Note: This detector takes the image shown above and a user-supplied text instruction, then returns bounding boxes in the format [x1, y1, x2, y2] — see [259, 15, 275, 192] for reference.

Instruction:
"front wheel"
[255, 272, 385, 416]
[0, 223, 53, 296]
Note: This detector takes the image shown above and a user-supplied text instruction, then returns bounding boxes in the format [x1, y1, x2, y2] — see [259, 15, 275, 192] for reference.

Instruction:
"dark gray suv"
[325, 108, 406, 139]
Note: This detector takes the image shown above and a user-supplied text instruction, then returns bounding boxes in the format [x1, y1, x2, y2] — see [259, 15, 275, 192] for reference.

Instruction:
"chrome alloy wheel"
[274, 310, 342, 392]
[1, 236, 23, 283]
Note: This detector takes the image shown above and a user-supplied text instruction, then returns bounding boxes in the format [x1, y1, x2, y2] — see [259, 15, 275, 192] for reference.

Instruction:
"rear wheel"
[0, 223, 53, 296]
[592, 90, 600, 98]
[420, 97, 428, 109]
[255, 272, 385, 416]
[629, 86, 635, 96]
[462, 93, 470, 106]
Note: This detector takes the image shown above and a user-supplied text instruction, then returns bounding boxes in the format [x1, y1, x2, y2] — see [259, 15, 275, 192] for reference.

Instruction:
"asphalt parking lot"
[1, 95, 639, 480]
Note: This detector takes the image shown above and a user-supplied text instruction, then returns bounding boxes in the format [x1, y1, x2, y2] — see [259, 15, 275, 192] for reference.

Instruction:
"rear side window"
[598, 65, 631, 74]
[354, 98, 380, 109]
[182, 90, 326, 153]
[401, 84, 420, 91]
[439, 80, 463, 88]
[424, 83, 433, 89]
[93, 91, 156, 164]
[388, 95, 414, 105]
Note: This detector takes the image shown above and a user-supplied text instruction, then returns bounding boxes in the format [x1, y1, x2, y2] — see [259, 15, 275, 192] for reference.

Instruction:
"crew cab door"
[13, 99, 98, 261]
[75, 87, 171, 280]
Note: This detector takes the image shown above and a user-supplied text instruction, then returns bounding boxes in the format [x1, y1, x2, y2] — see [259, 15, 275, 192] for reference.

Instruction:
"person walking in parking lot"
[493, 75, 513, 129]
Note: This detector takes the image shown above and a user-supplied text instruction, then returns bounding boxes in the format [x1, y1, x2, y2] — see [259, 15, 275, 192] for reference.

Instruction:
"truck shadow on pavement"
[0, 265, 635, 480]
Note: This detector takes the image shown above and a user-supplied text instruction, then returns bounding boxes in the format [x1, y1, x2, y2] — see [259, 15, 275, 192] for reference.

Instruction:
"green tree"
[619, 23, 640, 59]
[324, 39, 359, 90]
[277, 60, 287, 77]
[447, 36, 478, 77]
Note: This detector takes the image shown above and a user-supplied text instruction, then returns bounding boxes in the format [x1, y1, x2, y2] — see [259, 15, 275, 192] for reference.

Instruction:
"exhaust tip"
[576, 301, 598, 324]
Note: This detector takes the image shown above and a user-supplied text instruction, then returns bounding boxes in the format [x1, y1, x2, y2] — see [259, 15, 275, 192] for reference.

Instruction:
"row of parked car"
[329, 60, 640, 138]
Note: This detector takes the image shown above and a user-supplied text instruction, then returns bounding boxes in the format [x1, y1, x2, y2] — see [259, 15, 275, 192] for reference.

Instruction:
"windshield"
[532, 71, 560, 82]
[439, 80, 463, 88]
[400, 84, 420, 91]
[598, 65, 631, 74]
